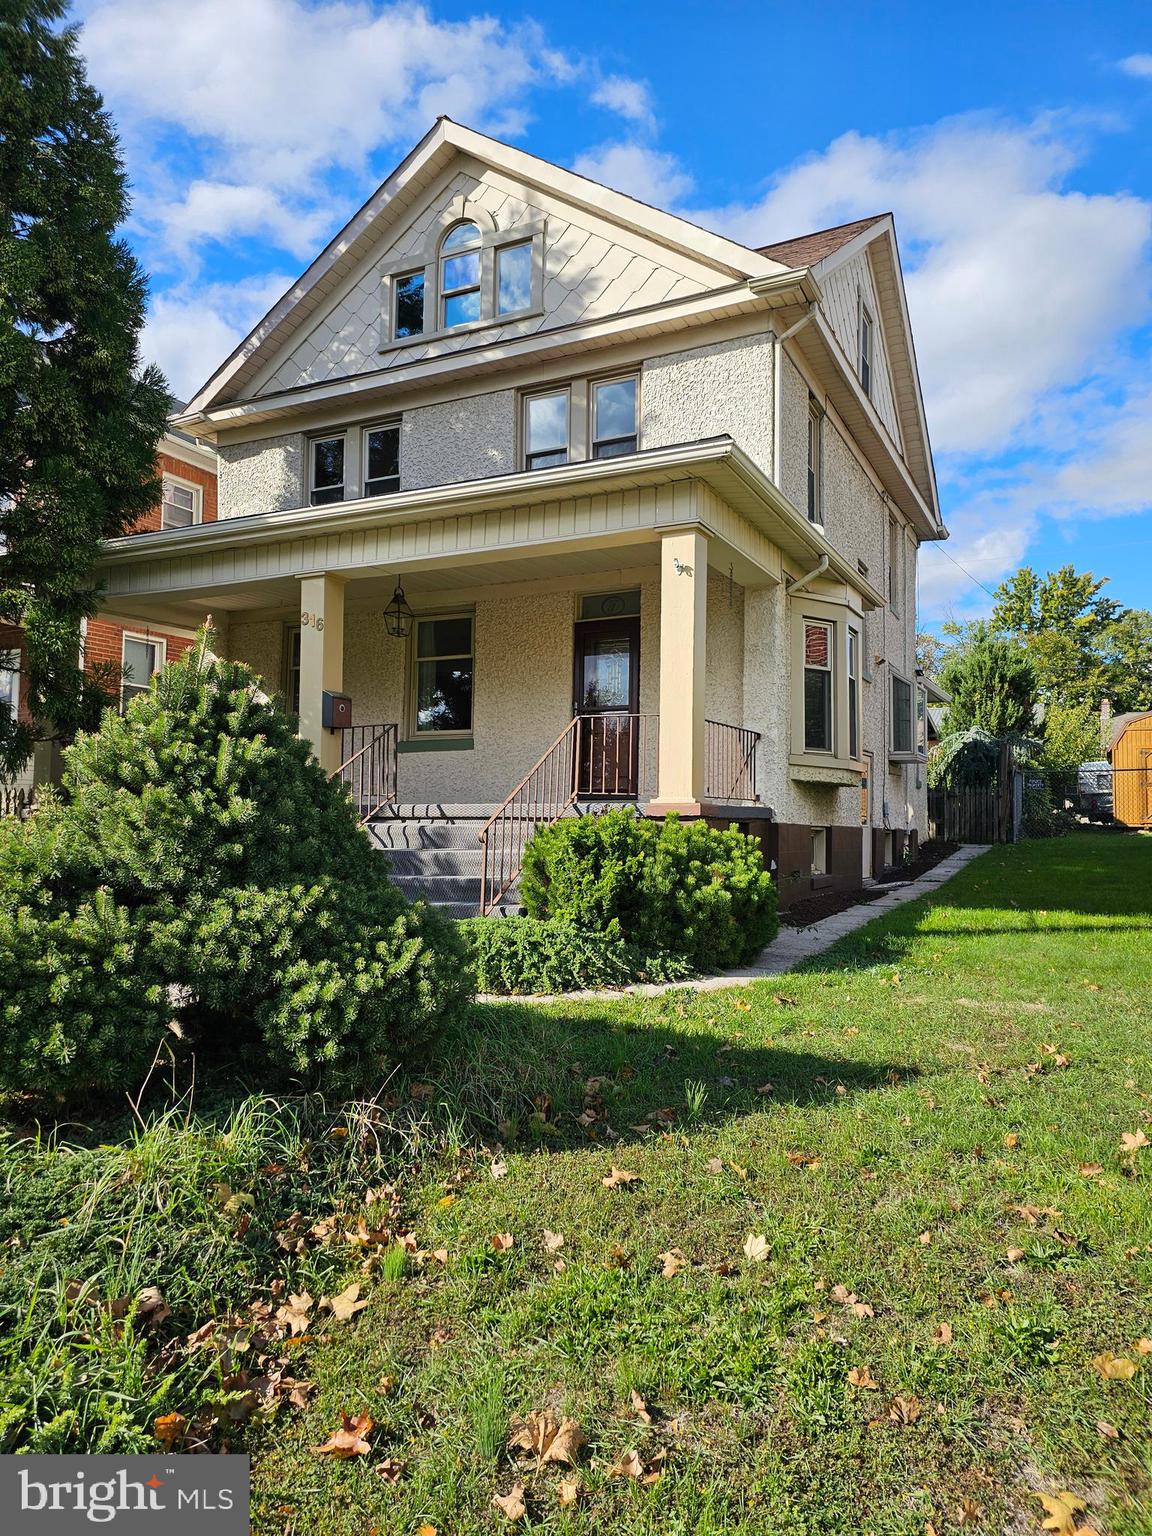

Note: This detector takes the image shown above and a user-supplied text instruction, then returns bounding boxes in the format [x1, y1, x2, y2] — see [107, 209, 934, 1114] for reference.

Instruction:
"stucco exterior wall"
[226, 620, 285, 696]
[642, 333, 774, 477]
[400, 389, 517, 491]
[217, 433, 306, 520]
[706, 567, 744, 728]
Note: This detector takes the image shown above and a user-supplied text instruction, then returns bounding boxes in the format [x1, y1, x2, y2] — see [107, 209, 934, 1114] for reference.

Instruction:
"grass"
[3, 831, 1152, 1534]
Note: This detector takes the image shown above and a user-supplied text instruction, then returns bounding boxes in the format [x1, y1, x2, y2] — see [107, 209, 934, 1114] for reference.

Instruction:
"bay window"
[790, 596, 868, 774]
[892, 674, 914, 755]
[803, 621, 834, 752]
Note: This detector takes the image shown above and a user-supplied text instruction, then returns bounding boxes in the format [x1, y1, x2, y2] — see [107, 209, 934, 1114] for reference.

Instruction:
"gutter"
[785, 555, 829, 595]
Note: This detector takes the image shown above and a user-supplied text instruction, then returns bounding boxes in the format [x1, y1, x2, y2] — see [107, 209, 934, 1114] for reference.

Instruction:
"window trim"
[283, 623, 302, 716]
[161, 473, 203, 530]
[309, 433, 346, 507]
[438, 220, 483, 330]
[806, 399, 823, 524]
[888, 514, 902, 615]
[859, 299, 874, 396]
[361, 419, 401, 499]
[590, 373, 640, 460]
[788, 593, 867, 774]
[810, 826, 828, 877]
[802, 618, 835, 755]
[495, 238, 535, 319]
[847, 624, 860, 761]
[890, 671, 916, 759]
[120, 632, 165, 711]
[520, 371, 640, 471]
[392, 269, 426, 341]
[523, 386, 572, 471]
[408, 610, 475, 740]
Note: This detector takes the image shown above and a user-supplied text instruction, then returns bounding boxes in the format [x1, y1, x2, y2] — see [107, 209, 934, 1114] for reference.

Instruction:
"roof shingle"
[757, 214, 888, 269]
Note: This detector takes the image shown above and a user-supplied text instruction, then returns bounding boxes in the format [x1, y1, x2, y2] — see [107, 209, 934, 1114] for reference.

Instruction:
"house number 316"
[300, 610, 325, 631]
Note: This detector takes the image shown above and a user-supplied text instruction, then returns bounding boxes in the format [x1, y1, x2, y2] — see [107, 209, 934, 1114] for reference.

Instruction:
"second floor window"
[525, 390, 570, 470]
[364, 423, 400, 497]
[592, 377, 638, 458]
[496, 241, 533, 316]
[310, 436, 345, 506]
[806, 402, 823, 523]
[847, 626, 860, 759]
[439, 221, 482, 329]
[162, 478, 199, 529]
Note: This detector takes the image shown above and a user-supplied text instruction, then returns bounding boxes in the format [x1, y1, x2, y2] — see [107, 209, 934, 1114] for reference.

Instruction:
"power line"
[925, 539, 998, 600]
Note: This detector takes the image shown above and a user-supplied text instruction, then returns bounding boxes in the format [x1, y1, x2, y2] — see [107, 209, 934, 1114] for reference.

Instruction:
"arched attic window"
[439, 221, 482, 328]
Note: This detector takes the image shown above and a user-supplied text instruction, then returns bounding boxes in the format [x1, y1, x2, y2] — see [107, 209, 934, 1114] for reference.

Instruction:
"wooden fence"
[928, 743, 1020, 843]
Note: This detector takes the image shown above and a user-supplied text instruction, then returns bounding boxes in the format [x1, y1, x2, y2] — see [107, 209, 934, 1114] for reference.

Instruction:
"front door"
[574, 616, 640, 796]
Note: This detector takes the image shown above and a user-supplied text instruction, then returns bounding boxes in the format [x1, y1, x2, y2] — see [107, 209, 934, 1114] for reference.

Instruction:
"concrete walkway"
[484, 844, 991, 1005]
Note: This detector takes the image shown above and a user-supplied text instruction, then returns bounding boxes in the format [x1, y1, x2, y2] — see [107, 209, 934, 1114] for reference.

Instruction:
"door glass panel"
[579, 632, 632, 711]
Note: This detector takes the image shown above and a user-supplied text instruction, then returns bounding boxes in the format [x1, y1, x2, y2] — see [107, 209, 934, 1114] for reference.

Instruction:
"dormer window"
[439, 222, 482, 329]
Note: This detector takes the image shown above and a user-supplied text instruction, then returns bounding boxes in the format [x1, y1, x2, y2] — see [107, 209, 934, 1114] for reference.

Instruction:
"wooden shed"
[1109, 711, 1152, 827]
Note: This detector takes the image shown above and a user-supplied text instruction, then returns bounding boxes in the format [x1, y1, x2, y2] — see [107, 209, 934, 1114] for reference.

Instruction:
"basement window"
[811, 826, 828, 876]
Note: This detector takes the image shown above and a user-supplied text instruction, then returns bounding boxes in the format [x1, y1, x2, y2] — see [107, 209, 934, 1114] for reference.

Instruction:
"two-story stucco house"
[97, 118, 946, 914]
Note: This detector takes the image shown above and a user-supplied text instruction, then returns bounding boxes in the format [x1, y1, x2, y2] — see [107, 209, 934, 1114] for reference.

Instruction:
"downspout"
[785, 555, 829, 595]
[772, 302, 817, 489]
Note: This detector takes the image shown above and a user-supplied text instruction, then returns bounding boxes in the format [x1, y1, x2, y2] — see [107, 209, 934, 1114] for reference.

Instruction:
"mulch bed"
[779, 839, 961, 929]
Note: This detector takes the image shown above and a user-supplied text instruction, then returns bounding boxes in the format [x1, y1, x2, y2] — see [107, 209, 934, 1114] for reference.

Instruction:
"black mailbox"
[322, 691, 353, 730]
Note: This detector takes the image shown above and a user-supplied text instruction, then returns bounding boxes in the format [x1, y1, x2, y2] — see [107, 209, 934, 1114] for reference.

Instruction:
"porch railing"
[333, 723, 398, 826]
[0, 785, 36, 820]
[704, 720, 761, 804]
[478, 712, 658, 916]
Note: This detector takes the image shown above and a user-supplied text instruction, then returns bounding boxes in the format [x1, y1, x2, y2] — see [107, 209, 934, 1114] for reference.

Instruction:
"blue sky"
[74, 0, 1152, 624]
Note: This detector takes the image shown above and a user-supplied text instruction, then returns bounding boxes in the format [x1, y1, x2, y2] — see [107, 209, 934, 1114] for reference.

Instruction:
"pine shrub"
[519, 808, 777, 970]
[0, 634, 470, 1095]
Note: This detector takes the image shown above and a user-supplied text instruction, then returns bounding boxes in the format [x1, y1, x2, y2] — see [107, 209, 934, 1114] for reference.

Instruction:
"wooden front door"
[574, 616, 640, 796]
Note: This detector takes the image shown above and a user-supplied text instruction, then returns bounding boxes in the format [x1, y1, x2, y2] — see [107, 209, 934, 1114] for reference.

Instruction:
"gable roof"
[181, 117, 789, 419]
[1111, 710, 1152, 751]
[757, 214, 888, 269]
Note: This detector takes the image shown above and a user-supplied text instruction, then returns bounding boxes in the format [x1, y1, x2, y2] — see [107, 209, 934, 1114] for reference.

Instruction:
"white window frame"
[161, 474, 202, 530]
[361, 420, 401, 499]
[309, 433, 346, 507]
[379, 199, 545, 351]
[806, 400, 823, 524]
[520, 371, 640, 471]
[121, 632, 165, 711]
[810, 827, 828, 876]
[859, 299, 874, 397]
[789, 593, 867, 775]
[891, 671, 915, 758]
[409, 611, 475, 739]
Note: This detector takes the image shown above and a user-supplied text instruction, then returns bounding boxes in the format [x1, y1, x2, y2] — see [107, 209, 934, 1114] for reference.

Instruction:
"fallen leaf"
[705, 1156, 724, 1174]
[1006, 1247, 1026, 1263]
[847, 1366, 880, 1390]
[830, 1283, 874, 1317]
[743, 1232, 770, 1263]
[134, 1286, 171, 1328]
[1035, 1490, 1087, 1536]
[541, 1230, 565, 1253]
[508, 1412, 586, 1467]
[1097, 1419, 1120, 1439]
[1003, 1132, 1020, 1149]
[493, 1485, 526, 1521]
[932, 1323, 953, 1345]
[955, 1498, 984, 1526]
[375, 1458, 405, 1484]
[435, 1194, 456, 1210]
[1092, 1351, 1137, 1380]
[609, 1450, 645, 1480]
[1133, 1337, 1152, 1354]
[659, 1248, 687, 1277]
[1077, 1163, 1103, 1178]
[887, 1394, 922, 1424]
[320, 1283, 370, 1323]
[917, 1231, 932, 1246]
[602, 1167, 641, 1189]
[313, 1412, 373, 1458]
[630, 1388, 652, 1424]
[490, 1232, 515, 1252]
[153, 1412, 187, 1449]
[1121, 1129, 1150, 1152]
[557, 1480, 580, 1506]
[490, 1158, 508, 1179]
[416, 1527, 438, 1536]
[276, 1292, 314, 1336]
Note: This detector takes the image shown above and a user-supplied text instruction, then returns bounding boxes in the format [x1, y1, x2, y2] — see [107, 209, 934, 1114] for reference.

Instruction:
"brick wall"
[127, 449, 218, 534]
[85, 619, 197, 693]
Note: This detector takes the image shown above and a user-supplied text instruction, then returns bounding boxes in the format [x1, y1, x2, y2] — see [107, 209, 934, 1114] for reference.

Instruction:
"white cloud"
[141, 274, 292, 400]
[1118, 53, 1152, 78]
[572, 141, 694, 207]
[151, 181, 339, 264]
[590, 75, 654, 127]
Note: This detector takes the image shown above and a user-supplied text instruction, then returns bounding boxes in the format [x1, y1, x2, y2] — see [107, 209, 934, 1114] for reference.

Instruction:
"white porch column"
[649, 528, 709, 813]
[297, 573, 345, 775]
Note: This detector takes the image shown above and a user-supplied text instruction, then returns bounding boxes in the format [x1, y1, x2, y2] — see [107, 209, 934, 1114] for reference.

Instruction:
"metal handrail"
[332, 722, 398, 826]
[479, 716, 582, 915]
[704, 719, 761, 803]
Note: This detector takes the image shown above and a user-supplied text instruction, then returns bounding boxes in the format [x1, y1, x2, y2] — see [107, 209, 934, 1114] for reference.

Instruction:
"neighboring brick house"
[1, 422, 217, 793]
[97, 119, 947, 913]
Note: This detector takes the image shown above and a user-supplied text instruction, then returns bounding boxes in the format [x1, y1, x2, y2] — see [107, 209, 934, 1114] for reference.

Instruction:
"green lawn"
[4, 832, 1152, 1535]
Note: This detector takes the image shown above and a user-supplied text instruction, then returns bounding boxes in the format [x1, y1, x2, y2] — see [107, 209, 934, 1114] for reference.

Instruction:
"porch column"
[297, 572, 345, 775]
[650, 528, 709, 813]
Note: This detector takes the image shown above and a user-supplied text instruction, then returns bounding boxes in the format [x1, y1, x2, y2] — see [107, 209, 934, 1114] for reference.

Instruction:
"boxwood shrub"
[519, 807, 777, 970]
[460, 915, 695, 995]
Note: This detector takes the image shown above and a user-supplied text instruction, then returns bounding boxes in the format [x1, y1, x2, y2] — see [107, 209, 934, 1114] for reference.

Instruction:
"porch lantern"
[383, 581, 414, 639]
